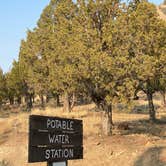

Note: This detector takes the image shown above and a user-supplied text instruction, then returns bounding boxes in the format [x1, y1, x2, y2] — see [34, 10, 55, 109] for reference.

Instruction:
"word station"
[45, 148, 74, 159]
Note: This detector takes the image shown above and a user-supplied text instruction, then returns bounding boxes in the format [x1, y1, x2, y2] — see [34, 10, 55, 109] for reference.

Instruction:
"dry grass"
[30, 103, 101, 136]
[0, 94, 166, 166]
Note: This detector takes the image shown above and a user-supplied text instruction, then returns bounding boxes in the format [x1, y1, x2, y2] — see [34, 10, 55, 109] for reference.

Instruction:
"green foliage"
[73, 0, 135, 108]
[125, 1, 166, 120]
[48, 0, 80, 95]
[6, 61, 24, 98]
[0, 68, 6, 105]
[4, 0, 165, 122]
[128, 2, 166, 91]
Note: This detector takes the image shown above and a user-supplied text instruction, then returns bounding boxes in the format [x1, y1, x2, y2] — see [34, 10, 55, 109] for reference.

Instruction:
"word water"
[48, 134, 69, 144]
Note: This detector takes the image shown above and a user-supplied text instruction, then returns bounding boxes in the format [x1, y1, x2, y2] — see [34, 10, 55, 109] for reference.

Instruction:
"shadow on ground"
[134, 147, 166, 166]
[113, 103, 160, 115]
[131, 104, 160, 114]
[115, 116, 166, 137]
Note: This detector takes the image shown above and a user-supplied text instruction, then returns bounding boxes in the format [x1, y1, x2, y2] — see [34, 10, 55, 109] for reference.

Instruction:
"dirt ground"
[0, 96, 166, 166]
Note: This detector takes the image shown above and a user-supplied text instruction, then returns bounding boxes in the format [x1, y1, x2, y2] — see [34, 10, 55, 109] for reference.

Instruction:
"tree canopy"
[1, 0, 166, 135]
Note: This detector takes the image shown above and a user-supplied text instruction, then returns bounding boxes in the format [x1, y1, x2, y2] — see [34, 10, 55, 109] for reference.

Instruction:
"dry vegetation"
[0, 94, 166, 166]
[158, 4, 166, 20]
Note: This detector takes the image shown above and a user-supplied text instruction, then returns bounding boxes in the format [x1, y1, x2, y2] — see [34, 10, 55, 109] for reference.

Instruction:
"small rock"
[96, 142, 101, 146]
[110, 151, 114, 155]
[117, 122, 130, 130]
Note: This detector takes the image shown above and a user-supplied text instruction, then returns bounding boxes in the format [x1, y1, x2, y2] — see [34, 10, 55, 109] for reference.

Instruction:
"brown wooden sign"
[28, 115, 83, 163]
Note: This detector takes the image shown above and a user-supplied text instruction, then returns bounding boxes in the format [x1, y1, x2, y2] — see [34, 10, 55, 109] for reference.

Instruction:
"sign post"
[47, 161, 68, 166]
[28, 115, 83, 165]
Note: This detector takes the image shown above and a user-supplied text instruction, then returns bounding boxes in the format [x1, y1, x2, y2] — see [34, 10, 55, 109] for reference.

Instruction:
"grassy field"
[0, 93, 166, 166]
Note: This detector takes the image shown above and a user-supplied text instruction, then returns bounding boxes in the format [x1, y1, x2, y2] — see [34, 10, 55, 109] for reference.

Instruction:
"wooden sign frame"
[28, 115, 83, 163]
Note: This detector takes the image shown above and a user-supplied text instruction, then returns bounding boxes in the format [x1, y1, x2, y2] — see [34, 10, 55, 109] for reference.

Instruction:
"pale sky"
[0, 0, 163, 73]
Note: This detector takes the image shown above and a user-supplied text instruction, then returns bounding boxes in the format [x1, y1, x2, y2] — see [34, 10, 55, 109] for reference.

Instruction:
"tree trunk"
[63, 92, 70, 112]
[55, 94, 60, 107]
[29, 94, 33, 108]
[161, 91, 166, 106]
[40, 94, 45, 109]
[46, 93, 51, 103]
[133, 90, 139, 100]
[17, 96, 21, 105]
[0, 99, 2, 110]
[32, 94, 35, 103]
[147, 92, 156, 122]
[25, 93, 33, 111]
[79, 95, 84, 105]
[9, 96, 14, 105]
[70, 93, 75, 111]
[21, 96, 26, 105]
[101, 103, 113, 135]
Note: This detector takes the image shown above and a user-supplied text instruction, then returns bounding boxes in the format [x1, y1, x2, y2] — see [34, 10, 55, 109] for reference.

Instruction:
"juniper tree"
[0, 68, 6, 107]
[15, 0, 166, 133]
[18, 40, 35, 110]
[126, 2, 166, 121]
[46, 0, 82, 112]
[5, 61, 25, 105]
[70, 0, 138, 135]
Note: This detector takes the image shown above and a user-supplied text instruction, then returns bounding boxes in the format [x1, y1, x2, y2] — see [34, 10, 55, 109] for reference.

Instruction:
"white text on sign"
[47, 119, 74, 131]
[48, 134, 69, 144]
[45, 148, 74, 159]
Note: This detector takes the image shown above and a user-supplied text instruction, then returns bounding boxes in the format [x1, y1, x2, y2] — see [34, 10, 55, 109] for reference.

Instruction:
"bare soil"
[0, 100, 166, 166]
